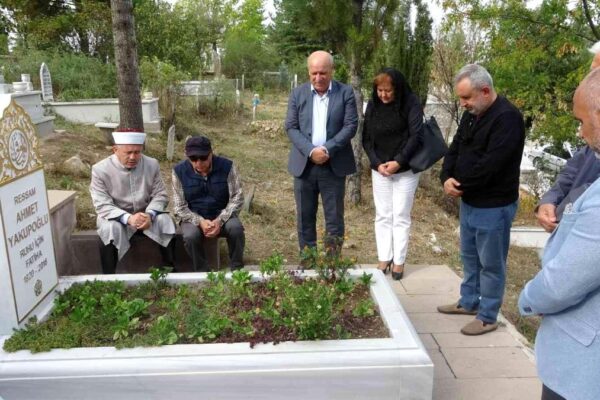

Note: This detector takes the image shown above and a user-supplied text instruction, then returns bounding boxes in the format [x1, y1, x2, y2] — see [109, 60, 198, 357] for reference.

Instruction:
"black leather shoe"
[391, 264, 404, 280]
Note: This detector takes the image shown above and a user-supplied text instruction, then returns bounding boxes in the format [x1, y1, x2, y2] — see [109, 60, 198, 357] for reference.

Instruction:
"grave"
[0, 75, 56, 138]
[0, 99, 59, 336]
[46, 97, 161, 133]
[0, 269, 434, 399]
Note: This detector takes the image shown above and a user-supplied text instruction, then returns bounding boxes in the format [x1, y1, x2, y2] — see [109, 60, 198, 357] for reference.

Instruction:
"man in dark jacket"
[438, 64, 525, 336]
[285, 50, 358, 254]
[172, 136, 245, 271]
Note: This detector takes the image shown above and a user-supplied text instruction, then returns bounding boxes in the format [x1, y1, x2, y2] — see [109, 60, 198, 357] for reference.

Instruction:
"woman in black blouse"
[362, 68, 424, 280]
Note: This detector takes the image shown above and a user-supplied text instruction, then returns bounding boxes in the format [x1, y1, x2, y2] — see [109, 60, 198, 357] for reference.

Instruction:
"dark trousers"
[293, 162, 345, 251]
[542, 385, 566, 400]
[99, 232, 175, 274]
[181, 217, 245, 272]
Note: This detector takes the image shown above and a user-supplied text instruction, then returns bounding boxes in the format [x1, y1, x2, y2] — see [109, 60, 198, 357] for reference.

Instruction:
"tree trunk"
[346, 53, 364, 205]
[110, 0, 143, 130]
[345, 0, 365, 205]
[212, 42, 221, 78]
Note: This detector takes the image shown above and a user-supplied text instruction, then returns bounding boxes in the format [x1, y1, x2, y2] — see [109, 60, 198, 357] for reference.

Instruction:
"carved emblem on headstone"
[34, 279, 42, 296]
[8, 129, 29, 170]
[0, 100, 42, 184]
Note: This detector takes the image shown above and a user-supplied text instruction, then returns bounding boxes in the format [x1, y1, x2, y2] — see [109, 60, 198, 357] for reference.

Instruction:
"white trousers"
[372, 169, 420, 264]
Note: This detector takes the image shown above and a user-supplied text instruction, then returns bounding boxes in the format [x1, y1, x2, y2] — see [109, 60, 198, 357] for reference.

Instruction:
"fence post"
[242, 74, 245, 91]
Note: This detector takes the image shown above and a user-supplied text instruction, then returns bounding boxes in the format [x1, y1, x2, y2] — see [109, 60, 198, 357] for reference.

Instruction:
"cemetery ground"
[40, 92, 542, 343]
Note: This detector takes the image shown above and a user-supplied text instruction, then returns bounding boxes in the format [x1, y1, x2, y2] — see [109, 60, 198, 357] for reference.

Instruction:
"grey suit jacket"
[519, 176, 600, 400]
[285, 80, 358, 178]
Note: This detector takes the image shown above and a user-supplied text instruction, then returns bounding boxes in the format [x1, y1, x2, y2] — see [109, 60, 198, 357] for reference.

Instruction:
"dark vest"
[174, 156, 232, 220]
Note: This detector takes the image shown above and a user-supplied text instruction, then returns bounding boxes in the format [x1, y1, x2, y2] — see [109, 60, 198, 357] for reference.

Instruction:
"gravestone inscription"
[0, 99, 58, 335]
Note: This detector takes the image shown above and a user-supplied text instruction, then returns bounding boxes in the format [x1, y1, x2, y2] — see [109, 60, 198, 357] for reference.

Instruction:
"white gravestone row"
[0, 99, 58, 335]
[40, 62, 54, 101]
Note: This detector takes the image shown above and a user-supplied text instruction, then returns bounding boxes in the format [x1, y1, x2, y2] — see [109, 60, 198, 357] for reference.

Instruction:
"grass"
[40, 90, 543, 343]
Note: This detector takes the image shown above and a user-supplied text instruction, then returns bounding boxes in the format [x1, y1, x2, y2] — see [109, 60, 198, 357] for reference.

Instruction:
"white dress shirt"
[311, 82, 332, 148]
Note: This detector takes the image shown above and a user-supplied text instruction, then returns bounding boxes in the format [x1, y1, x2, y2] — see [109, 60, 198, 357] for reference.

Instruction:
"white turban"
[112, 130, 146, 145]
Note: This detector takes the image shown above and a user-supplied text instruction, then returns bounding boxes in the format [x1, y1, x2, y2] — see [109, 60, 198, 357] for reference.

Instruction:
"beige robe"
[90, 154, 176, 259]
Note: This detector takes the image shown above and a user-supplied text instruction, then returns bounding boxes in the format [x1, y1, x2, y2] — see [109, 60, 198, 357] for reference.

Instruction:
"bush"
[140, 57, 189, 132]
[0, 49, 117, 101]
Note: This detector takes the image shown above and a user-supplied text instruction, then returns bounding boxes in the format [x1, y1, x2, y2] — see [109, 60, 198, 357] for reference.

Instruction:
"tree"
[444, 0, 591, 147]
[222, 0, 276, 80]
[110, 0, 143, 130]
[430, 19, 485, 138]
[2, 0, 113, 58]
[177, 0, 235, 76]
[385, 0, 433, 105]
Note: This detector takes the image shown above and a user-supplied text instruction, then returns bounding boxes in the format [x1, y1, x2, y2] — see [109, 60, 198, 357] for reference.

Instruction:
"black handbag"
[408, 115, 448, 172]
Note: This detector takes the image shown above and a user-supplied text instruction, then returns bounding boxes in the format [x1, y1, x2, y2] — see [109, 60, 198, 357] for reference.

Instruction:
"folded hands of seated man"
[128, 212, 152, 230]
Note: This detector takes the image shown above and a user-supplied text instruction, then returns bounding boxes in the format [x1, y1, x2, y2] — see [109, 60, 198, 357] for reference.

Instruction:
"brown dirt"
[40, 92, 542, 343]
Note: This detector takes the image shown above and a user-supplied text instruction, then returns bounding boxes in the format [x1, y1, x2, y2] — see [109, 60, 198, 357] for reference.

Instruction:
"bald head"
[589, 41, 600, 70]
[307, 51, 334, 95]
[574, 68, 600, 153]
[307, 51, 334, 69]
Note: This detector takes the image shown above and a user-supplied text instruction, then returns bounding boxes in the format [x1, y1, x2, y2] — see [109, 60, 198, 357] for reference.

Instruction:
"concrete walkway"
[376, 264, 541, 400]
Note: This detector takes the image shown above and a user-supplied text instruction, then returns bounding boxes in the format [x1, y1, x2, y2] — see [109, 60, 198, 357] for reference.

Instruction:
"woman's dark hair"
[371, 68, 413, 110]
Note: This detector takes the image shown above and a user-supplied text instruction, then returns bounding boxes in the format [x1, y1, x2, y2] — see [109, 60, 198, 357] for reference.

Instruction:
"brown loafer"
[437, 301, 478, 315]
[460, 319, 498, 336]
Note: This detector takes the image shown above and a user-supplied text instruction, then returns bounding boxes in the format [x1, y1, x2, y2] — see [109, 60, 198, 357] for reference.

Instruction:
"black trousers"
[293, 162, 345, 251]
[542, 385, 566, 400]
[99, 232, 175, 274]
[181, 217, 245, 272]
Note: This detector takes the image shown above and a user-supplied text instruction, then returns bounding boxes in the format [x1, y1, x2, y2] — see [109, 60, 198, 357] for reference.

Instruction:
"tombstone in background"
[0, 99, 59, 336]
[40, 63, 54, 102]
[166, 124, 175, 161]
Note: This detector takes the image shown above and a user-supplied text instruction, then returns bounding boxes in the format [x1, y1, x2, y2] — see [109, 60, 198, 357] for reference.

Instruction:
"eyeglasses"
[189, 155, 209, 162]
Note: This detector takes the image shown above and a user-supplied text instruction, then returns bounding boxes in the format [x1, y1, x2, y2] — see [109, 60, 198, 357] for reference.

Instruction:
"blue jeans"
[458, 201, 517, 323]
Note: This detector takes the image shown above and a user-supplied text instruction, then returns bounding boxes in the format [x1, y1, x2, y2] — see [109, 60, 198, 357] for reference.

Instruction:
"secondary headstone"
[40, 62, 54, 101]
[0, 99, 58, 336]
[166, 124, 175, 161]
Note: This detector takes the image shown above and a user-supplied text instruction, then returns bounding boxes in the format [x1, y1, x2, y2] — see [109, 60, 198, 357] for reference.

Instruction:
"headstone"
[0, 99, 59, 335]
[39, 63, 54, 101]
[166, 125, 175, 161]
[242, 184, 255, 214]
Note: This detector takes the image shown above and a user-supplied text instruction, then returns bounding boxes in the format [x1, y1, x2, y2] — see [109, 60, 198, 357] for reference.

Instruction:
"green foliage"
[299, 238, 355, 281]
[353, 299, 376, 318]
[443, 0, 591, 148]
[0, 49, 117, 101]
[3, 252, 383, 352]
[3, 0, 113, 59]
[259, 252, 284, 276]
[359, 272, 374, 286]
[149, 266, 171, 285]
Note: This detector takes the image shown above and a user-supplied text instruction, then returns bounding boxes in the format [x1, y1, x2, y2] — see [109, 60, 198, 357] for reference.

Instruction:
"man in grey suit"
[285, 50, 358, 253]
[519, 68, 600, 400]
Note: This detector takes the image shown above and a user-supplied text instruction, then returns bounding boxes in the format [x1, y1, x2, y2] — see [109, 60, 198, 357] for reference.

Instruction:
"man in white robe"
[90, 129, 176, 273]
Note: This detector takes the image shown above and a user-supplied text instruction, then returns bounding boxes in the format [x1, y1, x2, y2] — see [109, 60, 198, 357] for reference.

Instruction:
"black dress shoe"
[391, 264, 404, 280]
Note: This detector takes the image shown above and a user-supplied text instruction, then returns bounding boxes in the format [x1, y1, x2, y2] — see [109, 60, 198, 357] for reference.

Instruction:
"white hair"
[454, 64, 494, 91]
[589, 41, 600, 54]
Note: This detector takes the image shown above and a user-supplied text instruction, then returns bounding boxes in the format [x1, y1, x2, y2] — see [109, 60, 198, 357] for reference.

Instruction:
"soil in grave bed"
[3, 268, 389, 353]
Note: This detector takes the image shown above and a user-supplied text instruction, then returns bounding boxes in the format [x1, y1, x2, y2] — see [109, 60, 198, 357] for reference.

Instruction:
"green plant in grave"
[259, 252, 284, 277]
[286, 280, 336, 340]
[149, 315, 179, 345]
[358, 272, 373, 286]
[299, 238, 355, 281]
[352, 299, 376, 318]
[149, 266, 172, 284]
[110, 298, 152, 341]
